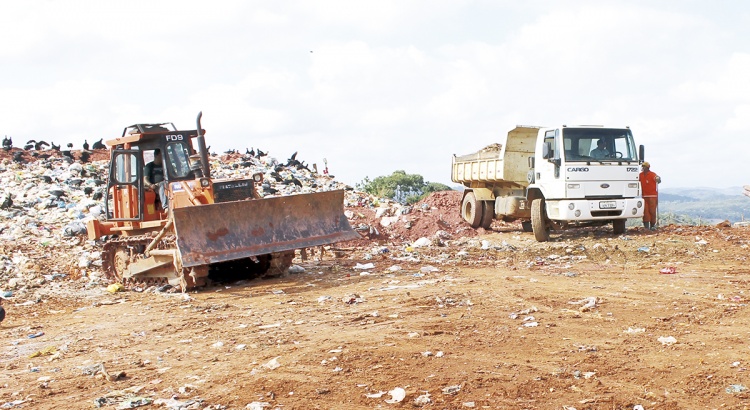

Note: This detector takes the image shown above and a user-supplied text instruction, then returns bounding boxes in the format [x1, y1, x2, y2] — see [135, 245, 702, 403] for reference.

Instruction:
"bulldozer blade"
[173, 190, 360, 267]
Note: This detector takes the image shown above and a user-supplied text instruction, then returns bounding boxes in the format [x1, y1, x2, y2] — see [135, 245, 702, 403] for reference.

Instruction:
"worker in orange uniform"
[639, 161, 661, 230]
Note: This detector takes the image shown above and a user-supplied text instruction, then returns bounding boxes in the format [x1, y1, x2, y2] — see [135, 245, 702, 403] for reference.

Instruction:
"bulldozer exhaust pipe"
[195, 111, 211, 179]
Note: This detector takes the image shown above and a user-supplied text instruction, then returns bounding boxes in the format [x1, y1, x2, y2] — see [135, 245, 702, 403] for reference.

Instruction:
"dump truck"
[452, 125, 645, 241]
[86, 112, 360, 290]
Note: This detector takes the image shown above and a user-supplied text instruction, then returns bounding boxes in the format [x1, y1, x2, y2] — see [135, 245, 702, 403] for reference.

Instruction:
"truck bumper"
[546, 198, 644, 221]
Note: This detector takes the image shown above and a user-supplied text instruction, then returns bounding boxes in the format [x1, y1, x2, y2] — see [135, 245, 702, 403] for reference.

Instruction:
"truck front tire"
[531, 198, 550, 242]
[461, 192, 483, 229]
[613, 219, 626, 235]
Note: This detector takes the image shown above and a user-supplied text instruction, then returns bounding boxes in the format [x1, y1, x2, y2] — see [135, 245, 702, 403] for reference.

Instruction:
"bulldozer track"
[101, 235, 178, 288]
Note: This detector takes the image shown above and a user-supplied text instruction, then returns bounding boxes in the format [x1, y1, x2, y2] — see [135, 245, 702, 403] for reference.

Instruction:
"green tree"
[357, 170, 452, 204]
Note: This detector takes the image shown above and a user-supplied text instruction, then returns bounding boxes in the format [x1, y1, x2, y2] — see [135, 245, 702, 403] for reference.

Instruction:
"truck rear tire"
[461, 192, 483, 229]
[613, 219, 626, 235]
[521, 221, 533, 232]
[531, 198, 550, 242]
[480, 201, 494, 229]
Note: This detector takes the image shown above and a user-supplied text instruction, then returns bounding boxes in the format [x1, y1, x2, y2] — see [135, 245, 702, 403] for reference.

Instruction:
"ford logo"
[600, 183, 610, 188]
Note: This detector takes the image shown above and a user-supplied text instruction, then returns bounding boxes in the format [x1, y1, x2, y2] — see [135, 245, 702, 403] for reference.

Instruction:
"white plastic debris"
[442, 385, 461, 394]
[420, 265, 439, 273]
[263, 356, 281, 370]
[658, 336, 677, 345]
[384, 387, 406, 404]
[413, 392, 431, 405]
[412, 237, 432, 248]
[354, 262, 375, 270]
[246, 402, 270, 410]
[288, 265, 305, 274]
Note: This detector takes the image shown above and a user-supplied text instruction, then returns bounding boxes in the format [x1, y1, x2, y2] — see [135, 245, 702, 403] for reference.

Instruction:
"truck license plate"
[599, 201, 616, 209]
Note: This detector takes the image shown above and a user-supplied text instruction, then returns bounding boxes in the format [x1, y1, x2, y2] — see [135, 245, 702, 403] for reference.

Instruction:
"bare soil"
[3, 223, 750, 409]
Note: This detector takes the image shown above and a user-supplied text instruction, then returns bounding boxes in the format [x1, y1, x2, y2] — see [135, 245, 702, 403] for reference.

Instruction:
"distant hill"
[659, 186, 750, 224]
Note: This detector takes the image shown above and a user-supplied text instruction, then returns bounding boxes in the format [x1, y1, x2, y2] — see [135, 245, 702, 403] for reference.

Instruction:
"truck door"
[105, 149, 145, 221]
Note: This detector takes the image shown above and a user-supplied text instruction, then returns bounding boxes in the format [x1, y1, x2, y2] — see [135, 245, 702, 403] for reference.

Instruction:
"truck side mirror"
[639, 145, 644, 162]
[543, 142, 553, 159]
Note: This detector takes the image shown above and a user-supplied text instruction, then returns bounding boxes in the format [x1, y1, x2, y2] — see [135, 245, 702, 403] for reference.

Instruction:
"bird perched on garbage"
[83, 186, 94, 196]
[79, 151, 91, 163]
[255, 149, 267, 159]
[92, 138, 105, 150]
[24, 141, 34, 150]
[34, 140, 49, 151]
[0, 193, 12, 210]
[12, 151, 25, 163]
[92, 190, 104, 201]
[82, 139, 89, 150]
[66, 142, 73, 149]
[50, 142, 60, 152]
[246, 147, 255, 156]
[2, 136, 11, 151]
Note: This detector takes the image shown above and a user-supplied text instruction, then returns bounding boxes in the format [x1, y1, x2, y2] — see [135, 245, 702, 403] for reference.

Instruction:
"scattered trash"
[107, 283, 124, 293]
[288, 265, 305, 274]
[442, 385, 461, 395]
[726, 384, 747, 394]
[412, 237, 432, 248]
[263, 356, 281, 370]
[463, 402, 476, 408]
[659, 267, 676, 274]
[637, 246, 650, 253]
[354, 263, 375, 270]
[29, 346, 57, 358]
[28, 331, 44, 338]
[624, 327, 646, 334]
[365, 391, 386, 399]
[658, 336, 677, 346]
[420, 265, 439, 273]
[246, 402, 270, 410]
[413, 392, 431, 405]
[385, 387, 406, 404]
[569, 296, 598, 312]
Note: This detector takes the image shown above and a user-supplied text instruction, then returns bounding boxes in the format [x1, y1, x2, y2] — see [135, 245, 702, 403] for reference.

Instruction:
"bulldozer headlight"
[253, 173, 263, 183]
[637, 200, 643, 208]
[632, 208, 638, 215]
[200, 178, 210, 188]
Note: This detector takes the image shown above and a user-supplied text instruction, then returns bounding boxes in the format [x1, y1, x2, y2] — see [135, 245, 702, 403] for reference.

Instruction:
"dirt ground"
[2, 222, 750, 409]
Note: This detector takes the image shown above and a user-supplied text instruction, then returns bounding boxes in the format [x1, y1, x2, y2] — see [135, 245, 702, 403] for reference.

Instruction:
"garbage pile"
[0, 147, 477, 296]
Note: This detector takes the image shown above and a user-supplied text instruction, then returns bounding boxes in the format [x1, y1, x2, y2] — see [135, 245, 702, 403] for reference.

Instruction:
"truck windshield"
[562, 128, 637, 162]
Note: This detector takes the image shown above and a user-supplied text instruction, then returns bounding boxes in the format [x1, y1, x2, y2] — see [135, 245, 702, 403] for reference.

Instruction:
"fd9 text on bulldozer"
[86, 112, 360, 290]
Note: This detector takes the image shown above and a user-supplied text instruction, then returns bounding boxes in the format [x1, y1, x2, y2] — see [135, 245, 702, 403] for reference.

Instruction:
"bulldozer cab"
[105, 125, 202, 222]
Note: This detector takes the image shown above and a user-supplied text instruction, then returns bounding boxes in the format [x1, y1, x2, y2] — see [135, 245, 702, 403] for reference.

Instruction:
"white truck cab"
[452, 125, 645, 241]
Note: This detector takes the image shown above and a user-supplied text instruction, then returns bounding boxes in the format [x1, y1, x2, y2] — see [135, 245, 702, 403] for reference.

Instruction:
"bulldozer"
[86, 112, 360, 290]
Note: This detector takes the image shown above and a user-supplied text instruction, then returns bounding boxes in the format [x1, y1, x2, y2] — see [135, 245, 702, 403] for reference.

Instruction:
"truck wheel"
[521, 221, 533, 232]
[480, 201, 494, 229]
[531, 198, 550, 242]
[461, 192, 483, 229]
[613, 219, 626, 235]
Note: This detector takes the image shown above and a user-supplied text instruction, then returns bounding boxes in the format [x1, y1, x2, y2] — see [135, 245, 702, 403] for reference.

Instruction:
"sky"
[1, 1, 749, 190]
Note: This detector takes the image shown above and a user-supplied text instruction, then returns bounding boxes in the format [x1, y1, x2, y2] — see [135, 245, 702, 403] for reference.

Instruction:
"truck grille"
[213, 179, 255, 203]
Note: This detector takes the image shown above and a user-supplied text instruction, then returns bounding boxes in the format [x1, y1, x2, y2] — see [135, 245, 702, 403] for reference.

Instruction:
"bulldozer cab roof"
[122, 123, 177, 137]
[104, 124, 203, 149]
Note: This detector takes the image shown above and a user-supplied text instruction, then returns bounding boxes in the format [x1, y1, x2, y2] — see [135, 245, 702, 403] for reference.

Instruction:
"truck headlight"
[200, 178, 210, 188]
[574, 210, 581, 217]
[568, 203, 575, 210]
[637, 200, 643, 208]
[628, 183, 639, 188]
